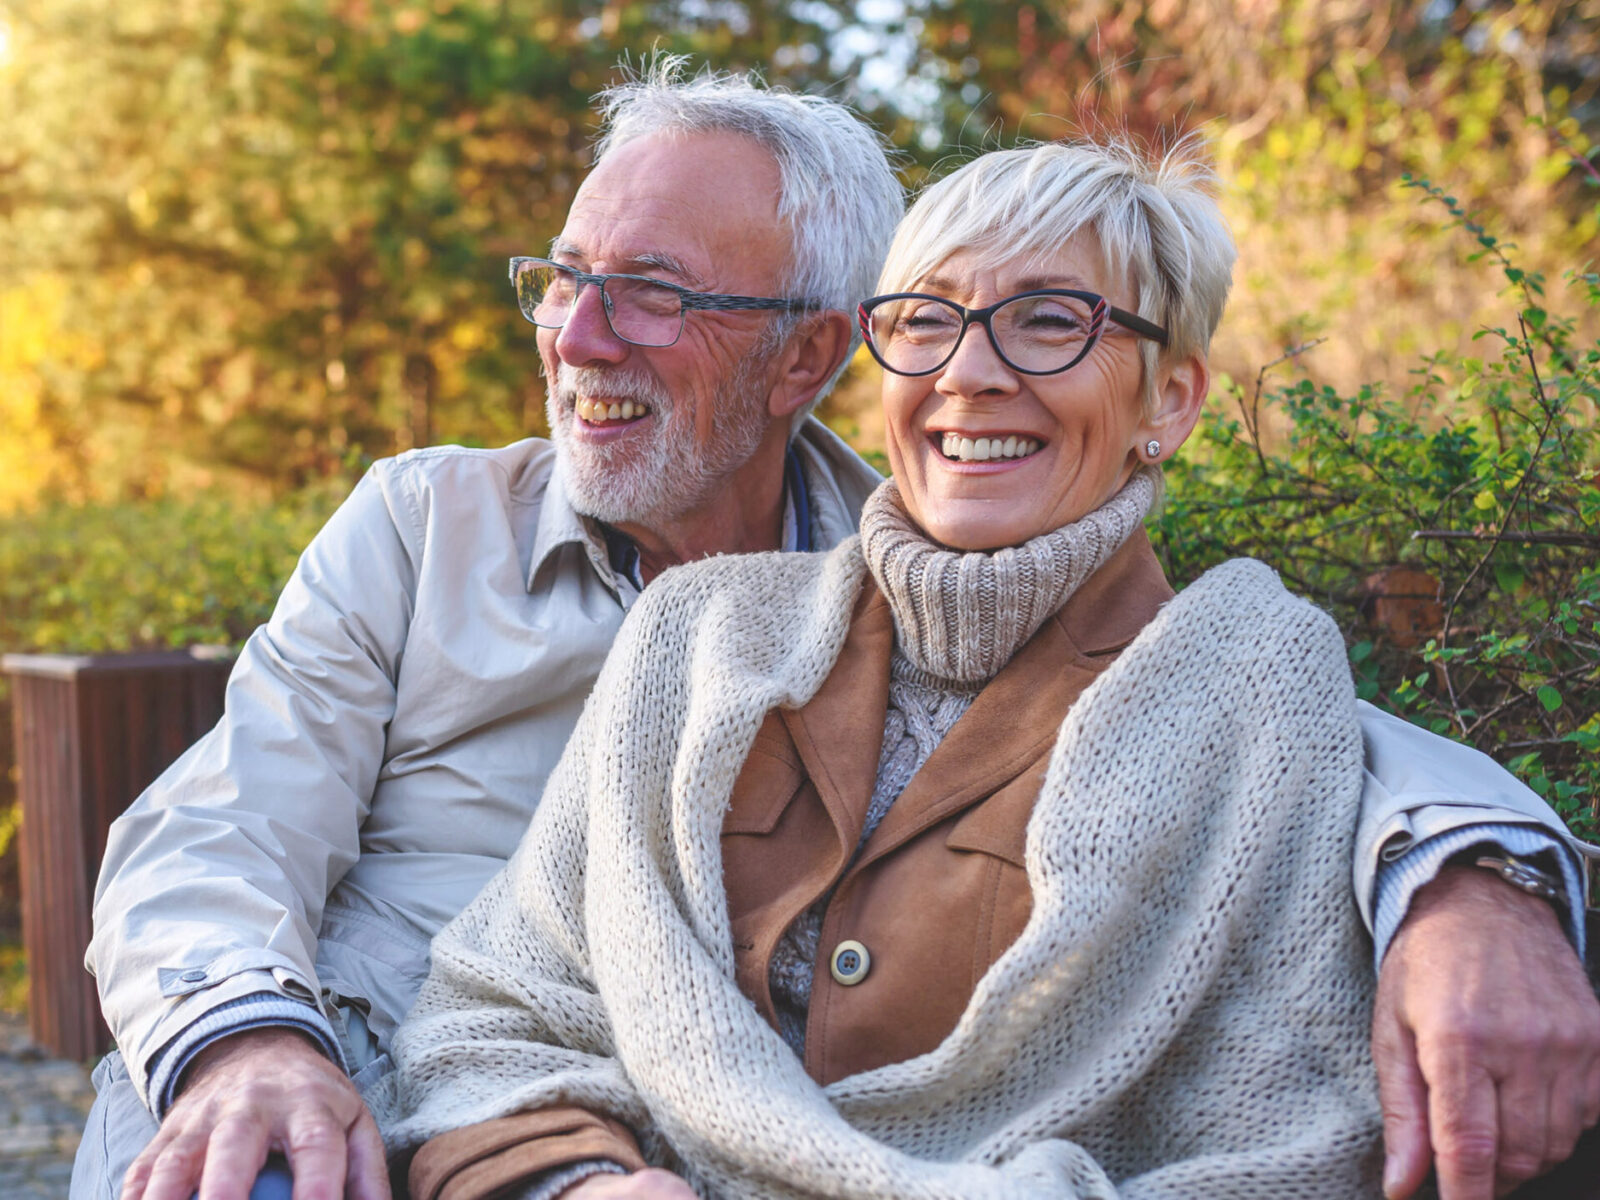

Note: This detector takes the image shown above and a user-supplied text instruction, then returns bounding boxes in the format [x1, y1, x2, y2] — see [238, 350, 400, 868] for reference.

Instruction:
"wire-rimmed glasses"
[510, 256, 822, 348]
[857, 289, 1169, 377]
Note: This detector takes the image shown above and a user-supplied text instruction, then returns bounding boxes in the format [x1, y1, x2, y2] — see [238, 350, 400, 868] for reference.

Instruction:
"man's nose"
[552, 282, 630, 367]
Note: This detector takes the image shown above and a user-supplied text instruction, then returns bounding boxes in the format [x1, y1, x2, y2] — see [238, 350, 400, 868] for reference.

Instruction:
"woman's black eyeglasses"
[510, 256, 821, 349]
[857, 289, 1169, 378]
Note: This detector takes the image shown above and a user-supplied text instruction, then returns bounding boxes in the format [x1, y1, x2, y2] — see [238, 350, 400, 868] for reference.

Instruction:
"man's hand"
[121, 1027, 391, 1200]
[1373, 864, 1600, 1200]
[563, 1168, 699, 1198]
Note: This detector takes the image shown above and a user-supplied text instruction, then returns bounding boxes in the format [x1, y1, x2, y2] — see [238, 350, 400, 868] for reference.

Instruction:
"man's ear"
[767, 310, 853, 420]
[1138, 350, 1209, 454]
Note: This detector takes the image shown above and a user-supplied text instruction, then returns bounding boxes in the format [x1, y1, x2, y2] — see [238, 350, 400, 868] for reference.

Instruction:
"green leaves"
[1153, 208, 1600, 844]
[0, 481, 348, 654]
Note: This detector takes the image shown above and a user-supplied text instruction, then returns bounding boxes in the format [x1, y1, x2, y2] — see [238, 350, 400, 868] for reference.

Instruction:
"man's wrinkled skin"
[120, 1029, 389, 1200]
[1374, 865, 1600, 1200]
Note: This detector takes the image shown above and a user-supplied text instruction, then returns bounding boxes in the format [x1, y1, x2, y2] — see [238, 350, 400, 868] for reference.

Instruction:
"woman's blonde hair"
[878, 137, 1236, 414]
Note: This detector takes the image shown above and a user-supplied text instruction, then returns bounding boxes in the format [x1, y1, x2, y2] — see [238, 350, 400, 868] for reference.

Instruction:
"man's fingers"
[133, 1132, 212, 1200]
[1374, 998, 1433, 1199]
[567, 1168, 700, 1197]
[1428, 1063, 1499, 1200]
[119, 1135, 163, 1200]
[1491, 1072, 1551, 1195]
[1534, 1054, 1599, 1180]
[193, 1115, 272, 1200]
[1584, 1054, 1600, 1131]
[278, 1107, 353, 1200]
[344, 1109, 394, 1200]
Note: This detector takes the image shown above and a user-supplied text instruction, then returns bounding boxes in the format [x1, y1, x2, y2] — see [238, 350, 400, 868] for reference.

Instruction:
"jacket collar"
[778, 582, 893, 852]
[782, 527, 1174, 872]
[1058, 527, 1174, 654]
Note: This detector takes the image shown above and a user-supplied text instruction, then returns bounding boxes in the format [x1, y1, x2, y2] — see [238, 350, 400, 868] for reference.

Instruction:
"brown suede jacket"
[409, 532, 1174, 1200]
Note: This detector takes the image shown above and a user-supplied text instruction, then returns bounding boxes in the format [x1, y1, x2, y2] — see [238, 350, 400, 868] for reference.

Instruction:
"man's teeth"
[940, 433, 1040, 462]
[576, 399, 651, 422]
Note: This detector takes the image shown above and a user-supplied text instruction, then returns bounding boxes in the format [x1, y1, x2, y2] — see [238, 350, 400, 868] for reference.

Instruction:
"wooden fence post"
[2, 649, 234, 1061]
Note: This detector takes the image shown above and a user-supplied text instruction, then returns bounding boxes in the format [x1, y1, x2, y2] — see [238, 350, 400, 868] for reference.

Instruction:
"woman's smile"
[928, 430, 1046, 465]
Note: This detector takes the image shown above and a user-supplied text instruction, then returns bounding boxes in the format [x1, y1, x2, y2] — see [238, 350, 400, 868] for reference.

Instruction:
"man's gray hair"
[879, 136, 1236, 415]
[594, 56, 904, 421]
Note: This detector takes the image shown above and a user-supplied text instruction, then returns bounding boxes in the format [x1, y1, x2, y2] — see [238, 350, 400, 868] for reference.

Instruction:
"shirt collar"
[527, 457, 627, 599]
[531, 445, 814, 599]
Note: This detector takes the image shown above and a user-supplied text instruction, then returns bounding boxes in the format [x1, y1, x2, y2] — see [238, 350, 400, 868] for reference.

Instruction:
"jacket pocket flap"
[945, 768, 1041, 869]
[722, 728, 805, 837]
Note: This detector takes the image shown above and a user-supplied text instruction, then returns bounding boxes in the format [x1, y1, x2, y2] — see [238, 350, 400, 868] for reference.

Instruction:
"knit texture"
[378, 530, 1380, 1198]
[859, 469, 1156, 683]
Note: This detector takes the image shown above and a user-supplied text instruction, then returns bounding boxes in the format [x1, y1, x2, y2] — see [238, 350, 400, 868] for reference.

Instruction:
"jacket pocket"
[944, 767, 1038, 869]
[722, 723, 806, 836]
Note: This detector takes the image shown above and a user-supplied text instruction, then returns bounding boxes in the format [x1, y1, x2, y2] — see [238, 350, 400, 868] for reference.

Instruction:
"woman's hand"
[563, 1168, 699, 1198]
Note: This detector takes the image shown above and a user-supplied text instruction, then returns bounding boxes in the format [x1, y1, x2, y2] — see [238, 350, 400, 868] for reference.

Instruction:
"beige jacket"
[86, 418, 1585, 1112]
[86, 418, 881, 1107]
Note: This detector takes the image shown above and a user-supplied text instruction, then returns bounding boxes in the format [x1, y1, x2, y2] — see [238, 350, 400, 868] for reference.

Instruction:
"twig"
[1437, 308, 1563, 730]
[1463, 660, 1597, 740]
[1243, 339, 1327, 476]
[1412, 529, 1600, 549]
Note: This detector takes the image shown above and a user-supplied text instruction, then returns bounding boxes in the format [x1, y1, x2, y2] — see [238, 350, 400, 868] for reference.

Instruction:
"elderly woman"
[379, 138, 1383, 1197]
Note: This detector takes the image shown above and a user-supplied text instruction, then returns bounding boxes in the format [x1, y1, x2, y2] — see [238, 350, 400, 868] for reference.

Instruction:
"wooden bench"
[2, 650, 232, 1061]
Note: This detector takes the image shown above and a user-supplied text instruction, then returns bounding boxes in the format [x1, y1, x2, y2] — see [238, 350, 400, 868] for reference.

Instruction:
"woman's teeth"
[577, 398, 651, 423]
[940, 433, 1040, 462]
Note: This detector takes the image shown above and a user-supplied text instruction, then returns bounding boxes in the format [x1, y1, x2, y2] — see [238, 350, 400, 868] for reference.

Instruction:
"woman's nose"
[935, 320, 1018, 399]
[552, 283, 630, 368]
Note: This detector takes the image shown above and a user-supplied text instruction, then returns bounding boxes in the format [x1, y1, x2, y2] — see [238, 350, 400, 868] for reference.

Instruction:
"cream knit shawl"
[377, 538, 1380, 1198]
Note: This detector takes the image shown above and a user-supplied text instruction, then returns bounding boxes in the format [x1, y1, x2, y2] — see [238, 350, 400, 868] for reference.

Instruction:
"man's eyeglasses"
[857, 289, 1169, 377]
[510, 256, 822, 349]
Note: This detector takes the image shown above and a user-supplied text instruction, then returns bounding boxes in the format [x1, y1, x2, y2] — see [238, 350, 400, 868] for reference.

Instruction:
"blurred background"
[1, 0, 1598, 1016]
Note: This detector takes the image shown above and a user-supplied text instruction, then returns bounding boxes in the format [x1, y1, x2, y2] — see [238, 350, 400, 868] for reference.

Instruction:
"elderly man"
[77, 63, 1597, 1200]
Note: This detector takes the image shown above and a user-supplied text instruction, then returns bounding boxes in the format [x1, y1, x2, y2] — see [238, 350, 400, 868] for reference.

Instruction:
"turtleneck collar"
[859, 468, 1158, 685]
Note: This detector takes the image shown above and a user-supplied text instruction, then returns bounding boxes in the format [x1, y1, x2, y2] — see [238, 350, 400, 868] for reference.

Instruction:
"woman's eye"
[899, 306, 959, 332]
[1021, 305, 1083, 329]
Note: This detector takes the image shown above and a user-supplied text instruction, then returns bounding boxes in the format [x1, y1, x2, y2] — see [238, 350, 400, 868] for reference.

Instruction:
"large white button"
[829, 939, 870, 986]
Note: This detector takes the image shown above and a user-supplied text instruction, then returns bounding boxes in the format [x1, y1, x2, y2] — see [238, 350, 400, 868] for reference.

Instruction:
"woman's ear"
[1139, 350, 1209, 455]
[767, 310, 854, 420]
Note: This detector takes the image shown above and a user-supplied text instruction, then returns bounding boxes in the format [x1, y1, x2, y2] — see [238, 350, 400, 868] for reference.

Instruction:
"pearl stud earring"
[1144, 440, 1161, 459]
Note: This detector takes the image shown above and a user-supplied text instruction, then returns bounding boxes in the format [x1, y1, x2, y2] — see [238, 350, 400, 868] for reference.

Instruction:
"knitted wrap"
[377, 536, 1380, 1198]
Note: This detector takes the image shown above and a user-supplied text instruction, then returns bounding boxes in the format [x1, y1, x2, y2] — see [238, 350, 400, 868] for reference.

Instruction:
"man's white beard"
[547, 358, 773, 527]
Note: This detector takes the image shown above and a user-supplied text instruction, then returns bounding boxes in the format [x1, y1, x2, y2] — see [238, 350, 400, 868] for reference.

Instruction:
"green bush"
[1154, 179, 1600, 842]
[0, 482, 349, 655]
[0, 479, 350, 882]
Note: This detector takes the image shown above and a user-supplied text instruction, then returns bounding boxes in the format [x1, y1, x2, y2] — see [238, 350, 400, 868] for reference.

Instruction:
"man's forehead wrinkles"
[549, 233, 709, 287]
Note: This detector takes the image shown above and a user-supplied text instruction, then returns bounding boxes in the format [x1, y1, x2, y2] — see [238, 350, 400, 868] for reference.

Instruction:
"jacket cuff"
[1372, 824, 1585, 968]
[147, 991, 346, 1118]
[409, 1109, 647, 1200]
[514, 1160, 630, 1200]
